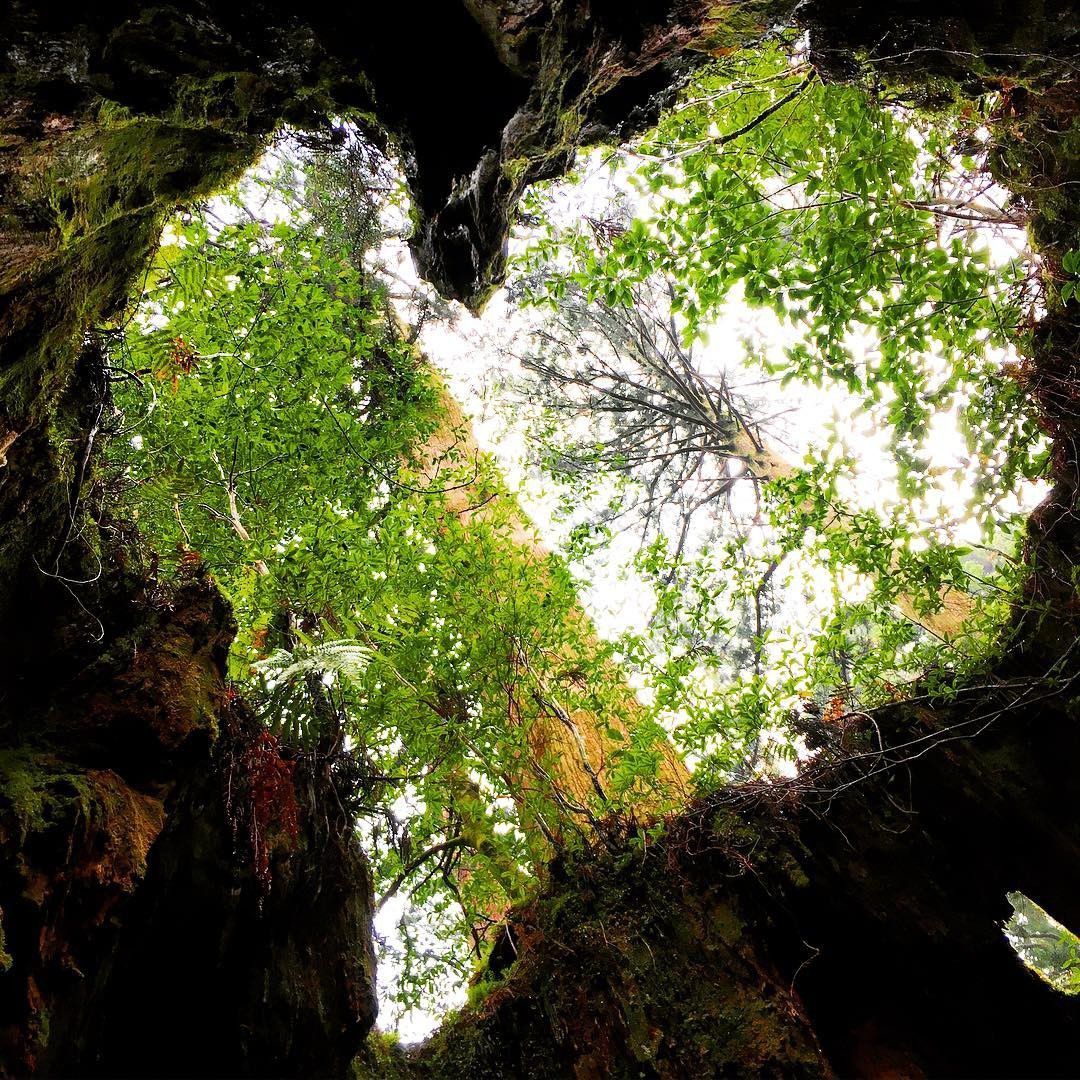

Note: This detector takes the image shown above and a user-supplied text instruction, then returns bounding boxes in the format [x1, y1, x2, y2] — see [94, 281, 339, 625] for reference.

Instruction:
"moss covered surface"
[0, 569, 378, 1076]
[365, 818, 827, 1078]
[1, 92, 269, 628]
[358, 683, 1080, 1078]
[74, 713, 378, 1078]
[0, 748, 166, 1073]
[0, 572, 230, 1074]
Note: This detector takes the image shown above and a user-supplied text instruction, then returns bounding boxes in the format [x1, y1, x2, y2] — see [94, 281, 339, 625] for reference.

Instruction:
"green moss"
[354, 1031, 415, 1079]
[15, 756, 77, 832]
[0, 907, 13, 973]
[373, 812, 829, 1078]
[34, 1005, 50, 1053]
[94, 99, 134, 128]
[502, 155, 533, 188]
[0, 748, 150, 848]
[694, 1, 784, 51]
[0, 214, 162, 603]
[40, 120, 259, 243]
[0, 749, 58, 837]
[172, 72, 267, 128]
[0, 105, 263, 609]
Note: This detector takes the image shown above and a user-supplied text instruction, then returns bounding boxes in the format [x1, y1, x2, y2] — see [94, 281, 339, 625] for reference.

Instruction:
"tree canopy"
[101, 42, 1062, 1031]
[502, 42, 1045, 781]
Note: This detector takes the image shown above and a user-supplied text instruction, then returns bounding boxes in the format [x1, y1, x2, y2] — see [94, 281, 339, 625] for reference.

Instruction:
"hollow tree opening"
[1005, 892, 1080, 995]
[1, 2, 1079, 1077]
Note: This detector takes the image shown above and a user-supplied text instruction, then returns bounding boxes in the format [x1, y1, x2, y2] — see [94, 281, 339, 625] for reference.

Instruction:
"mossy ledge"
[355, 678, 1080, 1078]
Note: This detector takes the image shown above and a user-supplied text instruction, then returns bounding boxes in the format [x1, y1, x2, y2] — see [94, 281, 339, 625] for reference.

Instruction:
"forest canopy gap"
[98, 41, 1051, 1036]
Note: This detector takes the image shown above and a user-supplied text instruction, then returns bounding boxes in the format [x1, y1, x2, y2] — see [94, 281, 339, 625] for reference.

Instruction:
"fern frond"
[252, 640, 374, 685]
[251, 638, 374, 745]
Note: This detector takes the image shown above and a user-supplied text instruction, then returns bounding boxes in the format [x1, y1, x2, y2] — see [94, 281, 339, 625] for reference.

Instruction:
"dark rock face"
[401, 0, 728, 306]
[0, 576, 230, 1073]
[1, 2, 1079, 1077]
[0, 565, 379, 1076]
[75, 728, 378, 1078]
[0, 1, 736, 322]
[798, 0, 1080, 89]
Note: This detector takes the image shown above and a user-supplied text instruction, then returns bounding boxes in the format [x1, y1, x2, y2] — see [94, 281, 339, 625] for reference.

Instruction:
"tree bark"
[415, 373, 690, 810]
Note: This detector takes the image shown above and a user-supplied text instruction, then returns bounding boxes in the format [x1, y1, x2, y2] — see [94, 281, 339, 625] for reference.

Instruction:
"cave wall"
[0, 1, 1078, 1077]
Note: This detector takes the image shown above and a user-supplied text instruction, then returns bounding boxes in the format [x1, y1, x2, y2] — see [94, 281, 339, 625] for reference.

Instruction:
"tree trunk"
[415, 373, 690, 810]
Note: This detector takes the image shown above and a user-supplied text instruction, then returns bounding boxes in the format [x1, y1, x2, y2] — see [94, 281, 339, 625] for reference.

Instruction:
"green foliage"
[506, 44, 1044, 774]
[252, 638, 374, 744]
[1057, 247, 1080, 305]
[109, 197, 437, 648]
[518, 43, 1041, 498]
[1006, 892, 1080, 995]
[105, 148, 674, 1026]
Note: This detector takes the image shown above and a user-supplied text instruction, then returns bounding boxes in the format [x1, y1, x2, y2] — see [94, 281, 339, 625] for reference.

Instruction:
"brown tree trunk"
[415, 374, 690, 810]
